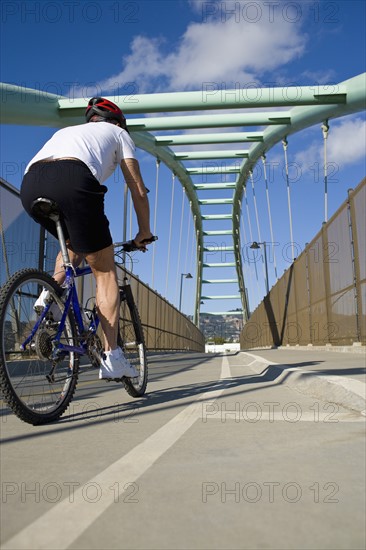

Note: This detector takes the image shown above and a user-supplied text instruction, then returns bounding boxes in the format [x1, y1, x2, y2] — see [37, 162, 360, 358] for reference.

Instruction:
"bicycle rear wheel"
[0, 269, 79, 425]
[118, 285, 148, 397]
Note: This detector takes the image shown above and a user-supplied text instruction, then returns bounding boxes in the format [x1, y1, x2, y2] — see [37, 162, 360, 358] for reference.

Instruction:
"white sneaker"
[99, 347, 138, 380]
[34, 288, 63, 322]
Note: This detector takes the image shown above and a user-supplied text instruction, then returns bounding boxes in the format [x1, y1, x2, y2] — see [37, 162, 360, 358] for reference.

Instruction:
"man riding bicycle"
[20, 97, 153, 381]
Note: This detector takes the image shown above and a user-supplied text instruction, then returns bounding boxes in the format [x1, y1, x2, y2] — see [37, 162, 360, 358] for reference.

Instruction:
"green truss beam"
[1, 73, 365, 326]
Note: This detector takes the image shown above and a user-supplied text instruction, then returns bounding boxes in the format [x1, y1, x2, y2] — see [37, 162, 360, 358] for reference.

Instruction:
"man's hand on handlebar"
[133, 232, 156, 252]
[114, 235, 158, 253]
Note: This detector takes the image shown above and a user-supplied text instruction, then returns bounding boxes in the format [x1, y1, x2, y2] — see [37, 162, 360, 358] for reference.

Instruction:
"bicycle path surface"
[1, 349, 365, 550]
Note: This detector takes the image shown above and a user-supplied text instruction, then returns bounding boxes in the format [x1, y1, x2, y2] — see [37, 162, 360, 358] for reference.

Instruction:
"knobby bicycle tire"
[118, 285, 148, 397]
[0, 268, 79, 425]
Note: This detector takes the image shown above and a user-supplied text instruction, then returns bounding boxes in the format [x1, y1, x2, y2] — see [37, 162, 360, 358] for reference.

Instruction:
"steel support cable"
[249, 171, 263, 286]
[190, 223, 197, 278]
[282, 138, 295, 262]
[165, 172, 176, 297]
[238, 199, 249, 260]
[151, 158, 160, 288]
[175, 186, 186, 303]
[239, 199, 255, 312]
[0, 210, 21, 333]
[244, 178, 255, 243]
[322, 121, 330, 222]
[184, 201, 192, 274]
[129, 194, 133, 240]
[188, 218, 198, 314]
[192, 225, 200, 316]
[250, 170, 263, 244]
[122, 182, 129, 265]
[0, 211, 11, 282]
[262, 154, 278, 280]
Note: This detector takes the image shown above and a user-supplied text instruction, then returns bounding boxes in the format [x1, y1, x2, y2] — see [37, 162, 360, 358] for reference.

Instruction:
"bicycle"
[0, 197, 157, 426]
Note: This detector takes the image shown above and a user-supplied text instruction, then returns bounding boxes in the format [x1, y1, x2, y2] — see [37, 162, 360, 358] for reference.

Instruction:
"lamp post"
[179, 273, 193, 311]
[250, 241, 269, 295]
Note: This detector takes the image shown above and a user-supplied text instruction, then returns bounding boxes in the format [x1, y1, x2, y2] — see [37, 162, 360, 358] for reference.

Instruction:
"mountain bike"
[0, 197, 157, 425]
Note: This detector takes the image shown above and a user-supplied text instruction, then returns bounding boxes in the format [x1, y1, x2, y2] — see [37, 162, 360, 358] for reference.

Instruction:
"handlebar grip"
[114, 236, 158, 252]
[140, 235, 158, 245]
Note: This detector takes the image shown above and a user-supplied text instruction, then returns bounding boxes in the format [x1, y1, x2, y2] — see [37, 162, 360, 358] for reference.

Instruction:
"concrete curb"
[242, 352, 366, 415]
[279, 343, 366, 355]
[242, 343, 366, 354]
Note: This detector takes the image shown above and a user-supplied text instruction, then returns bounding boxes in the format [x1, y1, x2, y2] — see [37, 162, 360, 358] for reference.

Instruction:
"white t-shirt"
[25, 122, 136, 184]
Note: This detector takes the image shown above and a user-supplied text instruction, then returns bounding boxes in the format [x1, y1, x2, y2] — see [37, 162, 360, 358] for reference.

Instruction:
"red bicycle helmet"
[85, 97, 126, 128]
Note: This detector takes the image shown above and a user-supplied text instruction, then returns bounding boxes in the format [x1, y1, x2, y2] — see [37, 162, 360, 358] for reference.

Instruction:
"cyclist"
[20, 97, 154, 381]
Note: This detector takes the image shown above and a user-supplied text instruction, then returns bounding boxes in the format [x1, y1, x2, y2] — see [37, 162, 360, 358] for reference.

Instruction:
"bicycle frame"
[21, 264, 99, 358]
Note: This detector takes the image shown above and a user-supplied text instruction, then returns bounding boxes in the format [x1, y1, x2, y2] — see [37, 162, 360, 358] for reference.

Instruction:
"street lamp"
[179, 273, 193, 311]
[250, 241, 269, 295]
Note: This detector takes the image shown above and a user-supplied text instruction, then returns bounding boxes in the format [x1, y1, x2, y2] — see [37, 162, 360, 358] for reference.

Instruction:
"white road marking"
[3, 355, 231, 550]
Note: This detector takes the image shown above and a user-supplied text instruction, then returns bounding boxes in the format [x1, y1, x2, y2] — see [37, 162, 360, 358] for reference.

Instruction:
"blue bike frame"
[21, 265, 100, 358]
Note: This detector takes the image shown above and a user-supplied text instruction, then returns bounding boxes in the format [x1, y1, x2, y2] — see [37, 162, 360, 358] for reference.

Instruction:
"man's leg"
[52, 245, 84, 286]
[85, 245, 119, 352]
[34, 247, 84, 316]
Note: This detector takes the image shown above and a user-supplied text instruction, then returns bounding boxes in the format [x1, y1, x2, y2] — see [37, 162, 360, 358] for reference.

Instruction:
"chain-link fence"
[240, 178, 366, 349]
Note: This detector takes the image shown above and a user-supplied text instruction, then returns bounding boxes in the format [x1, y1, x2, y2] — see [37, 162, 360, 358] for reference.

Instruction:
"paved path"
[1, 351, 365, 550]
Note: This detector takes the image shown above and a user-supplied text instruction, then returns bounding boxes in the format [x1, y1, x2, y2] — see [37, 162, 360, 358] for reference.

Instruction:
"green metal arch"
[232, 73, 366, 312]
[0, 82, 204, 322]
[131, 131, 204, 319]
[1, 73, 365, 326]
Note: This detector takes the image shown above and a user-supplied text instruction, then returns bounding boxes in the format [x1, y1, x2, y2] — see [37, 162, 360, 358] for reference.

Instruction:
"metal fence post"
[321, 222, 332, 344]
[347, 188, 361, 343]
[304, 243, 312, 345]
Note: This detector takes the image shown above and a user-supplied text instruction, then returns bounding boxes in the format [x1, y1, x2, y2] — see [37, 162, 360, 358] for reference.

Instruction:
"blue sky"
[1, 0, 365, 317]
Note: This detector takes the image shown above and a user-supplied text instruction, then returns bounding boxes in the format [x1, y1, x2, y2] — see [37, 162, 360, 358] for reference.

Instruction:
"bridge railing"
[76, 263, 205, 353]
[65, 263, 205, 353]
[116, 265, 205, 352]
[0, 178, 205, 353]
[240, 178, 365, 349]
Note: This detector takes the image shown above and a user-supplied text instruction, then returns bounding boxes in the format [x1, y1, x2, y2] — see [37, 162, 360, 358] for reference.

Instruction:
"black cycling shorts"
[21, 159, 112, 254]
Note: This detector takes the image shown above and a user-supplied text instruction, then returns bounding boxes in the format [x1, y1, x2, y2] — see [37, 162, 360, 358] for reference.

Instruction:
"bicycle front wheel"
[0, 269, 79, 425]
[118, 285, 148, 397]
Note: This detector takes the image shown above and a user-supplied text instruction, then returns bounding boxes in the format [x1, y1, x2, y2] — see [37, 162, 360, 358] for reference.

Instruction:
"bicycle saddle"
[31, 197, 61, 220]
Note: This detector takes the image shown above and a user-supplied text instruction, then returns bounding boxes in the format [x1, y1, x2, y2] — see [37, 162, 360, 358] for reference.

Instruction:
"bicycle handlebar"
[113, 236, 158, 252]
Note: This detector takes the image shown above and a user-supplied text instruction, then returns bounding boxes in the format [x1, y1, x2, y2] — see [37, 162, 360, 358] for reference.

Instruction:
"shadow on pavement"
[0, 352, 325, 444]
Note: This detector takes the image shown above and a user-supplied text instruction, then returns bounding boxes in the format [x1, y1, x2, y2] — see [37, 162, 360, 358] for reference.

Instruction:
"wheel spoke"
[0, 270, 79, 425]
[118, 286, 148, 397]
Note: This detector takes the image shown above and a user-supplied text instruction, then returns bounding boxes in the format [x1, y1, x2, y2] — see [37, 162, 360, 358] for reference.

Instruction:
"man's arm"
[120, 158, 153, 247]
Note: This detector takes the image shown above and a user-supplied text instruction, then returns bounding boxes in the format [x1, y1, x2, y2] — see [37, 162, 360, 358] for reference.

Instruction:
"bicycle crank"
[86, 333, 103, 368]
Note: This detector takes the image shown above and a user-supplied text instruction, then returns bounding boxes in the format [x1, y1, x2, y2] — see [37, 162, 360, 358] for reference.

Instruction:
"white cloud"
[327, 117, 366, 165]
[99, 36, 169, 94]
[300, 69, 337, 85]
[96, 1, 307, 94]
[295, 116, 366, 170]
[169, 19, 305, 89]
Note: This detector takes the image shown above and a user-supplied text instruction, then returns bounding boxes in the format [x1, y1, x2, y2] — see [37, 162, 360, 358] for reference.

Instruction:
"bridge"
[1, 75, 365, 550]
[1, 73, 365, 341]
